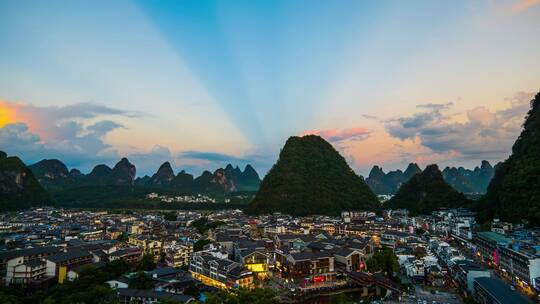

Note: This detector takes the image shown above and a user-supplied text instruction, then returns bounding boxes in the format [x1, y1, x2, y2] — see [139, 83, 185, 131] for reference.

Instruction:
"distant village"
[0, 207, 538, 303]
[146, 193, 219, 204]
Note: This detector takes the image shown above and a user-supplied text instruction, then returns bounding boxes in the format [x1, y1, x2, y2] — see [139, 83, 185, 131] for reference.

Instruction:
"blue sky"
[1, 0, 539, 177]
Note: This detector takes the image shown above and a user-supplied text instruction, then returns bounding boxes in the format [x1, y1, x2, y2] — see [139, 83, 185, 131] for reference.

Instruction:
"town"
[0, 207, 537, 303]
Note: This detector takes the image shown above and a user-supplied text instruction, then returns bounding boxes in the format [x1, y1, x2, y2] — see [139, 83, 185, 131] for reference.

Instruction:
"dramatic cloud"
[303, 127, 372, 142]
[0, 121, 121, 170]
[385, 92, 534, 162]
[0, 100, 133, 171]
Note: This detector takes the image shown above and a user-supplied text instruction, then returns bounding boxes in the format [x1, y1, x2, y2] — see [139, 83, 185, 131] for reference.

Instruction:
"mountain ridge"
[366, 161, 495, 195]
[386, 164, 470, 215]
[365, 163, 421, 195]
[29, 157, 261, 198]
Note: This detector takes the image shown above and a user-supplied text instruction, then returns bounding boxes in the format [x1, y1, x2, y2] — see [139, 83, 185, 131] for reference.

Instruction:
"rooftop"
[477, 232, 512, 244]
[474, 277, 532, 304]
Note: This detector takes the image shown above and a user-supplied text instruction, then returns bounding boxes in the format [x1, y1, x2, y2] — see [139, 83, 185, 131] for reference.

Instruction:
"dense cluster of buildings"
[146, 193, 217, 203]
[389, 208, 540, 303]
[0, 207, 539, 303]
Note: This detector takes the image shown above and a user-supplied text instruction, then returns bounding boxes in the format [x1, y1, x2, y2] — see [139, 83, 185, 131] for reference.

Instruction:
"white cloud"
[385, 92, 534, 162]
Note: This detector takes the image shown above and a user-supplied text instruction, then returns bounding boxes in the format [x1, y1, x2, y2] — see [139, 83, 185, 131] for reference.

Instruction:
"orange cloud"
[511, 0, 540, 13]
[302, 127, 371, 142]
[0, 101, 19, 128]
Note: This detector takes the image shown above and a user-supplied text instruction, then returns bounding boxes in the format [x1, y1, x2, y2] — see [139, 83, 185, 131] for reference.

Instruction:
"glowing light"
[246, 263, 267, 272]
[0, 106, 15, 127]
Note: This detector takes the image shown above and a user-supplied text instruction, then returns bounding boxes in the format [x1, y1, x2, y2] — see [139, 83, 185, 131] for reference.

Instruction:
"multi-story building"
[453, 259, 491, 295]
[165, 243, 193, 268]
[189, 252, 254, 290]
[380, 231, 415, 248]
[498, 245, 540, 291]
[473, 277, 532, 304]
[5, 259, 47, 286]
[333, 248, 366, 272]
[273, 234, 316, 250]
[44, 250, 93, 283]
[129, 235, 162, 258]
[473, 232, 511, 265]
[237, 249, 269, 278]
[275, 251, 335, 285]
[0, 246, 60, 274]
[79, 230, 104, 242]
[109, 247, 143, 264]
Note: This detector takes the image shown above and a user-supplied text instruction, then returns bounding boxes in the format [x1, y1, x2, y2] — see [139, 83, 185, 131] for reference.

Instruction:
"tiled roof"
[0, 246, 61, 260]
[46, 250, 92, 263]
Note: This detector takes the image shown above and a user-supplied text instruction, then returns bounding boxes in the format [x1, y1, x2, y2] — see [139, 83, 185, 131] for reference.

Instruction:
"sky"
[0, 0, 539, 177]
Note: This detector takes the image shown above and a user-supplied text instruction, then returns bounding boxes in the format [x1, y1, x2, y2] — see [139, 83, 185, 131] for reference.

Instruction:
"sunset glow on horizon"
[0, 106, 13, 128]
[1, 0, 539, 176]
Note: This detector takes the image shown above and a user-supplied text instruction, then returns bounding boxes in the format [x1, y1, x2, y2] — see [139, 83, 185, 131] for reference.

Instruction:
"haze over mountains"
[28, 157, 261, 198]
[366, 161, 495, 195]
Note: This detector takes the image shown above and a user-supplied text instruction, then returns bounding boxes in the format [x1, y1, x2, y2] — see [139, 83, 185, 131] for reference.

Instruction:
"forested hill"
[246, 135, 380, 216]
[0, 151, 52, 210]
[386, 164, 470, 215]
[480, 91, 540, 223]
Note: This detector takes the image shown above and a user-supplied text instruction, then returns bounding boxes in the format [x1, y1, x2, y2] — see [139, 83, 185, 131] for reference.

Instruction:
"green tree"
[414, 227, 425, 235]
[366, 248, 399, 278]
[0, 291, 22, 304]
[137, 253, 156, 271]
[206, 288, 277, 304]
[128, 272, 155, 290]
[193, 239, 212, 252]
[41, 264, 121, 304]
[163, 211, 177, 221]
[190, 217, 225, 234]
[104, 259, 130, 277]
[116, 232, 129, 242]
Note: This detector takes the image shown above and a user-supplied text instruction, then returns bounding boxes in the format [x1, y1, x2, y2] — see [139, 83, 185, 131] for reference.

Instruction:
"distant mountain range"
[441, 161, 494, 194]
[28, 158, 261, 196]
[365, 163, 421, 195]
[386, 164, 470, 215]
[246, 135, 380, 216]
[366, 161, 495, 195]
[133, 162, 261, 193]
